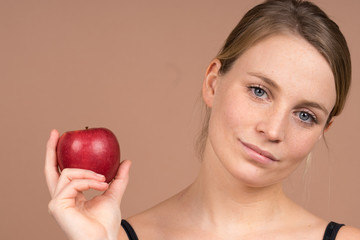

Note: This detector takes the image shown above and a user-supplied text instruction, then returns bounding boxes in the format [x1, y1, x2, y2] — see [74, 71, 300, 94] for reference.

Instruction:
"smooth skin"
[45, 34, 360, 240]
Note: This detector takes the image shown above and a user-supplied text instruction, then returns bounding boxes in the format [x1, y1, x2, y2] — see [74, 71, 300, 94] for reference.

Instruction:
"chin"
[223, 158, 286, 188]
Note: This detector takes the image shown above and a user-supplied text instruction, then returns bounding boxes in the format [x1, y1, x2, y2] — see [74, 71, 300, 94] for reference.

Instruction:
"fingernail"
[96, 173, 105, 178]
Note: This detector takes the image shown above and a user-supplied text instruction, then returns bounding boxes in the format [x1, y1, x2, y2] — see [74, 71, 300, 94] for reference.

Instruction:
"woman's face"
[203, 34, 336, 187]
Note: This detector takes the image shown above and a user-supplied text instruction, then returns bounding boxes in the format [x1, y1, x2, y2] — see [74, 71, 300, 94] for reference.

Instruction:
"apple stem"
[85, 126, 89, 130]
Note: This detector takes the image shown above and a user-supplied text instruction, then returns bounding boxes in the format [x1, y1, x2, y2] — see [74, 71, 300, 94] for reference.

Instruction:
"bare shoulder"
[123, 190, 187, 240]
[337, 225, 360, 240]
[121, 210, 161, 240]
[119, 225, 130, 240]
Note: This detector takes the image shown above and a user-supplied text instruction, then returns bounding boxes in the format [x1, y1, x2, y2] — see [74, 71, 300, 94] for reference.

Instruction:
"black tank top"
[121, 219, 139, 240]
[121, 219, 344, 240]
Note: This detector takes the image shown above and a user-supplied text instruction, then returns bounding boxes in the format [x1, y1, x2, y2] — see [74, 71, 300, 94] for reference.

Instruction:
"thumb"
[104, 159, 131, 205]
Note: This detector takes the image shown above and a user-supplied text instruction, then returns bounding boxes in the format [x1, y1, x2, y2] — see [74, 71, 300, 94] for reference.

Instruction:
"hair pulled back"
[196, 0, 351, 160]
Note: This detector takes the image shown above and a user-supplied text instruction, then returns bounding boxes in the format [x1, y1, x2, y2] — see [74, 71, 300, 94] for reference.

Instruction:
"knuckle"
[47, 200, 56, 215]
[60, 168, 72, 176]
[68, 178, 78, 184]
[69, 178, 83, 188]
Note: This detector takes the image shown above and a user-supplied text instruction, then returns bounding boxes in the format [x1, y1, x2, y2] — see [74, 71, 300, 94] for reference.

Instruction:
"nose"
[256, 107, 287, 143]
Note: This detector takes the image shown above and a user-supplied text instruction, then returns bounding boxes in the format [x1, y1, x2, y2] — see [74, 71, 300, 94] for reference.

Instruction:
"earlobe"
[202, 59, 222, 108]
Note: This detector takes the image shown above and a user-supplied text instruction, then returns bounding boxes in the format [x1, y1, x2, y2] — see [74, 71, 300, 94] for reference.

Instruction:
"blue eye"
[250, 86, 267, 98]
[298, 111, 317, 124]
[299, 112, 310, 121]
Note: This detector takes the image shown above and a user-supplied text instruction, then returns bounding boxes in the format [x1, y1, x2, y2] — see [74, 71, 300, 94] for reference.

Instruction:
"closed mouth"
[240, 140, 279, 162]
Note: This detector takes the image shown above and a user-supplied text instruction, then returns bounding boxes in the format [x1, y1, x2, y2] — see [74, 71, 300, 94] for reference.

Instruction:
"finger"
[103, 159, 131, 205]
[55, 179, 109, 201]
[53, 168, 106, 197]
[44, 129, 60, 197]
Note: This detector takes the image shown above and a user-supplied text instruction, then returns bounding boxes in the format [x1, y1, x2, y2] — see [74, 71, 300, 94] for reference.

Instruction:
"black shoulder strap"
[121, 219, 139, 240]
[323, 221, 345, 240]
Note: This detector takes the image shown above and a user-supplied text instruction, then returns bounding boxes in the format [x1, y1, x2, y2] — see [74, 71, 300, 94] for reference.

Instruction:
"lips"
[240, 140, 279, 162]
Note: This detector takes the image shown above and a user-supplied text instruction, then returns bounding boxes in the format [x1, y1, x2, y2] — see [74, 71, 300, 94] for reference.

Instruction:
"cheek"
[208, 90, 252, 151]
[220, 92, 256, 131]
[286, 130, 321, 161]
[272, 131, 322, 184]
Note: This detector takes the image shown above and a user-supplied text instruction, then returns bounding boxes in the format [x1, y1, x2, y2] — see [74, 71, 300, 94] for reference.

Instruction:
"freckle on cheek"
[224, 108, 239, 128]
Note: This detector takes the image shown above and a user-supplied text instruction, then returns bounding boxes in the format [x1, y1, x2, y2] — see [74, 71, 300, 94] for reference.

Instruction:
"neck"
[178, 143, 294, 231]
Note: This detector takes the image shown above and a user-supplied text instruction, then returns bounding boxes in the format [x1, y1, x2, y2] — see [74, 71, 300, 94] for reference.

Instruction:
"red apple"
[56, 127, 120, 183]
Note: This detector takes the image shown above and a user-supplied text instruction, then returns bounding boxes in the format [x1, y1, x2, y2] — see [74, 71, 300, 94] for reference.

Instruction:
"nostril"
[270, 139, 280, 144]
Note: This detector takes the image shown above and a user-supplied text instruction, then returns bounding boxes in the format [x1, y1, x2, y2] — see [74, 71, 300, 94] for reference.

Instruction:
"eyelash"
[247, 85, 318, 126]
[295, 110, 318, 126]
[248, 85, 270, 100]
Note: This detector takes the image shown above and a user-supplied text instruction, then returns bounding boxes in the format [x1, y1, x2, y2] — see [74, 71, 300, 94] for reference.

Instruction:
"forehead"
[229, 34, 336, 109]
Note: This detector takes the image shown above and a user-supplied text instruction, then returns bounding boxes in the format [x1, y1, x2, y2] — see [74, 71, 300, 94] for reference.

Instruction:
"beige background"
[1, 0, 359, 239]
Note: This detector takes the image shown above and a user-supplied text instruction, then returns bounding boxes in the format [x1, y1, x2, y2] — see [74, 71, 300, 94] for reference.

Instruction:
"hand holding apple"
[56, 127, 120, 183]
[45, 129, 131, 240]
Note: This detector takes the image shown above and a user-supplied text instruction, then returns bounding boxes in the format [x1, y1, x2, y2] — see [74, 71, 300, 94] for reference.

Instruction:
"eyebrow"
[296, 101, 329, 116]
[247, 71, 280, 90]
[247, 71, 329, 116]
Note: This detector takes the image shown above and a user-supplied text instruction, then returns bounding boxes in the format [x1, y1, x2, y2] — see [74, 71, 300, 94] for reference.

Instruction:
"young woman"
[45, 0, 360, 239]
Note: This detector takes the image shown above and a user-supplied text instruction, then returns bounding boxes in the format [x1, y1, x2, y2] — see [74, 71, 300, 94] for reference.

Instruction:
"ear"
[202, 59, 222, 108]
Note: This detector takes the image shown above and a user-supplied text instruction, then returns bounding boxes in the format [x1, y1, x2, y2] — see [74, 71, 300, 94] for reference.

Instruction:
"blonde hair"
[196, 0, 351, 160]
